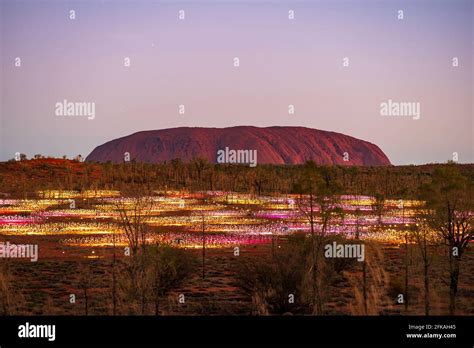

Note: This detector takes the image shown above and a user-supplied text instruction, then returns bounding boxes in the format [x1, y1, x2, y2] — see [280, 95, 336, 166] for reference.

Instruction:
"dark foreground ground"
[3, 238, 473, 316]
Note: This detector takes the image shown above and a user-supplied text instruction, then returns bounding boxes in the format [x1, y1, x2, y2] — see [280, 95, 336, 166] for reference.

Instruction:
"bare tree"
[79, 262, 92, 315]
[412, 221, 437, 316]
[294, 162, 343, 315]
[371, 193, 385, 229]
[111, 227, 117, 315]
[422, 165, 473, 315]
[115, 185, 155, 314]
[201, 212, 206, 279]
[115, 191, 154, 257]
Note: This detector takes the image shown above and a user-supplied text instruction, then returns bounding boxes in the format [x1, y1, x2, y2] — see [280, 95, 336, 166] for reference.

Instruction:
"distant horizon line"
[2, 156, 472, 167]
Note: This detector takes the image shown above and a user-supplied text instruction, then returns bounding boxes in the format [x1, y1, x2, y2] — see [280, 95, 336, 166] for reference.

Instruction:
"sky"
[0, 0, 472, 165]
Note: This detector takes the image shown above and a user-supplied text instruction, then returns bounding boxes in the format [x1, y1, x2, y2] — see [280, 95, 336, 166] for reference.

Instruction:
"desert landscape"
[0, 156, 472, 316]
[0, 5, 472, 345]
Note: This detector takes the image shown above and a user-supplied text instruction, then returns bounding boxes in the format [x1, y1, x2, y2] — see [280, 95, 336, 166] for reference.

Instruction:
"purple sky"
[1, 0, 473, 164]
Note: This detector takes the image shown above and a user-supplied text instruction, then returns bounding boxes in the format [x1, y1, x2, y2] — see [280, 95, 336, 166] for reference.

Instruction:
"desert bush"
[117, 244, 197, 315]
[236, 234, 358, 315]
[0, 262, 24, 315]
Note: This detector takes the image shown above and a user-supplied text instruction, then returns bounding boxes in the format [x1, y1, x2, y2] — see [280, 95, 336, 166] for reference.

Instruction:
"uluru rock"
[85, 126, 391, 166]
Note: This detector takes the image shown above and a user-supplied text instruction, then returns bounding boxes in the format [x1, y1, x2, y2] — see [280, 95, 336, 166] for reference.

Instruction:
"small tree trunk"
[309, 195, 319, 315]
[449, 255, 459, 315]
[362, 261, 368, 314]
[422, 234, 430, 316]
[141, 273, 146, 315]
[112, 232, 117, 316]
[404, 234, 409, 314]
[424, 261, 429, 316]
[155, 279, 160, 316]
[272, 232, 275, 258]
[84, 286, 88, 316]
[202, 215, 206, 279]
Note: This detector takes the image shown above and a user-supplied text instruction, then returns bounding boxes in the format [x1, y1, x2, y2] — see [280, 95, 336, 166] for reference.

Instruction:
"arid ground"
[0, 160, 472, 316]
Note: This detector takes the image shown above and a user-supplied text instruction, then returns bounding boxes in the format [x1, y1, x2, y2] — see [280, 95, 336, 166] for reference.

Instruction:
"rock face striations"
[86, 126, 391, 166]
